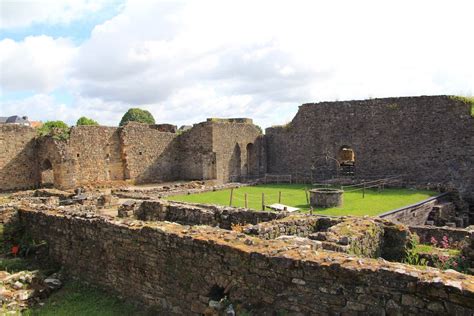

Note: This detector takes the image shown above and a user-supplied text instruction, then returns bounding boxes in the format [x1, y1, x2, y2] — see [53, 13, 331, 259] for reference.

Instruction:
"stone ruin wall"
[120, 123, 179, 183]
[17, 208, 474, 315]
[0, 120, 262, 191]
[1, 95, 472, 204]
[211, 120, 263, 182]
[176, 122, 215, 180]
[0, 125, 39, 190]
[68, 126, 125, 185]
[266, 96, 474, 204]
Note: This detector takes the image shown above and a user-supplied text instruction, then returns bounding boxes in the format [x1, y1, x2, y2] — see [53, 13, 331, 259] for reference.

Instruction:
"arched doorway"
[338, 146, 356, 176]
[40, 159, 54, 187]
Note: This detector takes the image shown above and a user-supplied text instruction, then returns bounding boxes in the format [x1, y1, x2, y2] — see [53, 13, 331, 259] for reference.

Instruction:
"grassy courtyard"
[168, 184, 438, 216]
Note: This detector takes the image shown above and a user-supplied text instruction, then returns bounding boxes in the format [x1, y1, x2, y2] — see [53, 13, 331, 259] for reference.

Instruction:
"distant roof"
[0, 115, 30, 125]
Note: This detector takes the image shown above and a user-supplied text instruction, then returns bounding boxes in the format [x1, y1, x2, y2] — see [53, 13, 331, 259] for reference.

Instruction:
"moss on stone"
[450, 96, 474, 117]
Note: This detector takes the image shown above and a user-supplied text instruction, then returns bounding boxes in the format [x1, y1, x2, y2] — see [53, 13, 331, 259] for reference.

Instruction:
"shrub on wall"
[37, 120, 70, 141]
[76, 116, 99, 126]
[119, 108, 155, 126]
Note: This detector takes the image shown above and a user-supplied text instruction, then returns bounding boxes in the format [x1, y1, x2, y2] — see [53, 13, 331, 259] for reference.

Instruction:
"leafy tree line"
[35, 108, 156, 140]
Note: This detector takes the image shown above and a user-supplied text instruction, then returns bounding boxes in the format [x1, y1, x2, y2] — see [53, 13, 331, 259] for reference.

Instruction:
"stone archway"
[40, 159, 54, 187]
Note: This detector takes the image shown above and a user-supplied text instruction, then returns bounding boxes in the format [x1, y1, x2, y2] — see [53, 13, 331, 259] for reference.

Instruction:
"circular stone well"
[309, 188, 343, 208]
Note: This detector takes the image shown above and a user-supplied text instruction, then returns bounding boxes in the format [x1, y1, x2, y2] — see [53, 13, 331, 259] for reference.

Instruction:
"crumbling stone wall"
[120, 123, 178, 183]
[410, 225, 473, 248]
[18, 208, 474, 315]
[266, 96, 474, 207]
[244, 215, 409, 260]
[0, 125, 39, 190]
[14, 119, 263, 190]
[67, 126, 125, 185]
[380, 195, 442, 226]
[177, 122, 215, 180]
[134, 199, 286, 229]
[211, 120, 263, 182]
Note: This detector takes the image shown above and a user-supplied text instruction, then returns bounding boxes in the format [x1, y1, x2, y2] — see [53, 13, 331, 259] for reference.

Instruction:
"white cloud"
[0, 0, 114, 29]
[1, 0, 473, 128]
[0, 36, 76, 92]
[0, 94, 73, 122]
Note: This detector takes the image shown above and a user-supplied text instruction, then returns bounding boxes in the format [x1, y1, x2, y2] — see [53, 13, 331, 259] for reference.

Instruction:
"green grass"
[414, 244, 460, 256]
[23, 281, 153, 316]
[167, 184, 437, 216]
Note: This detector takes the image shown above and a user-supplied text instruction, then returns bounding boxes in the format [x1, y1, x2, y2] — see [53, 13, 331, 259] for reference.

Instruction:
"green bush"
[119, 108, 155, 126]
[37, 121, 70, 141]
[76, 116, 99, 126]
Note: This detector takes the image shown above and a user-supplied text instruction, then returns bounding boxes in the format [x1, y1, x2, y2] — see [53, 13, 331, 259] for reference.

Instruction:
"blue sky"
[1, 0, 473, 128]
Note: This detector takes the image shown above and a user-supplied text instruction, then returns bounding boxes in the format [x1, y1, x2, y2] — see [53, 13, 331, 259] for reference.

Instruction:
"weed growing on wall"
[450, 96, 474, 117]
[403, 234, 428, 267]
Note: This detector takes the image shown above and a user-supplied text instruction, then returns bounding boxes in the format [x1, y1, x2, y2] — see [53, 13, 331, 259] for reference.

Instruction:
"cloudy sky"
[1, 0, 473, 128]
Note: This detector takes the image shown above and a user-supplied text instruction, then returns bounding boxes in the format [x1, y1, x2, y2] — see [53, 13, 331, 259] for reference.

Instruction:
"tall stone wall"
[211, 120, 263, 182]
[67, 126, 125, 186]
[120, 123, 178, 183]
[0, 125, 39, 190]
[18, 208, 474, 315]
[177, 123, 215, 180]
[266, 96, 474, 203]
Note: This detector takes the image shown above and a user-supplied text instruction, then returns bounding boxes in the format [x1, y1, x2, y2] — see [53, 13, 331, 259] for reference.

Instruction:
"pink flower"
[430, 237, 438, 247]
[441, 236, 449, 249]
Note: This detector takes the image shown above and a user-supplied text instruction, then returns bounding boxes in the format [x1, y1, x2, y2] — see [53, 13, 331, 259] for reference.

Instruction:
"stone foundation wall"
[245, 215, 409, 260]
[409, 225, 473, 248]
[0, 125, 39, 190]
[18, 209, 474, 315]
[134, 200, 285, 229]
[379, 194, 447, 225]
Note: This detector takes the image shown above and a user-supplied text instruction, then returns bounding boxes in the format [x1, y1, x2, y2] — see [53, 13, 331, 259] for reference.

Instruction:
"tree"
[76, 116, 99, 126]
[119, 108, 155, 126]
[37, 121, 70, 140]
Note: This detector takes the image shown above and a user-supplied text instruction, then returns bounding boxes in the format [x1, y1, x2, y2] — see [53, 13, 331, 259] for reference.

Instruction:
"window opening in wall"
[338, 146, 355, 176]
[77, 153, 80, 158]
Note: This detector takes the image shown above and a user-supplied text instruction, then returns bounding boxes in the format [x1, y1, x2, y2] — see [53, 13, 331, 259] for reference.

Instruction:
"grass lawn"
[167, 184, 438, 216]
[23, 281, 153, 316]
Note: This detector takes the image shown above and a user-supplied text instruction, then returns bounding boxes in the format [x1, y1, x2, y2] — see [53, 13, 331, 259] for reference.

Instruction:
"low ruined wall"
[379, 193, 447, 225]
[245, 215, 409, 260]
[410, 225, 473, 248]
[0, 125, 39, 191]
[18, 209, 474, 315]
[135, 200, 285, 229]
